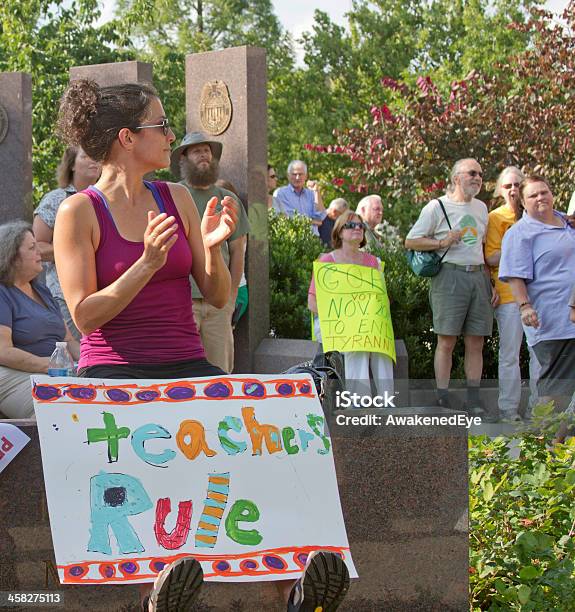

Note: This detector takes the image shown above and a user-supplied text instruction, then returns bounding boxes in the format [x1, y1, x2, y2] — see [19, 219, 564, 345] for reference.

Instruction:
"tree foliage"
[0, 0, 545, 209]
[307, 4, 574, 232]
[271, 0, 540, 204]
[0, 0, 293, 199]
[0, 0, 134, 201]
[114, 0, 294, 159]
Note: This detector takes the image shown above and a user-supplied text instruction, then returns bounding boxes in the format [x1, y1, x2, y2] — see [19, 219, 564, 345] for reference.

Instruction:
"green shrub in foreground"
[269, 211, 324, 339]
[469, 429, 575, 611]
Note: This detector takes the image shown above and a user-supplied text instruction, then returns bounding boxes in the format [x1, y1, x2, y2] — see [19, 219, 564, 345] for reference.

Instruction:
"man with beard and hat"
[171, 132, 250, 373]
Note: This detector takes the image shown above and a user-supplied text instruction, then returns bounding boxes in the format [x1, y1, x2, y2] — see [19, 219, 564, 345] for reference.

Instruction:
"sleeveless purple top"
[79, 181, 205, 368]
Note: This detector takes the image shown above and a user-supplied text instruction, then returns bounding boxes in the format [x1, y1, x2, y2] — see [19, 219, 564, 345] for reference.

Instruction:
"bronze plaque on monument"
[0, 103, 9, 144]
[199, 80, 232, 135]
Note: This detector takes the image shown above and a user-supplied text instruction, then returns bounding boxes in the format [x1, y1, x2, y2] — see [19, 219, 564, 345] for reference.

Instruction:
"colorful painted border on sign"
[58, 545, 350, 583]
[32, 377, 315, 406]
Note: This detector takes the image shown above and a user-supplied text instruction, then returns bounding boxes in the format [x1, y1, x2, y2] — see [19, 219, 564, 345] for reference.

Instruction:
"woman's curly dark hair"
[56, 79, 158, 162]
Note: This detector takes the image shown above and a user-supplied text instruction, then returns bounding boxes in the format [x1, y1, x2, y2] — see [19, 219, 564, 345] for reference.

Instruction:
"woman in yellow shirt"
[485, 166, 540, 421]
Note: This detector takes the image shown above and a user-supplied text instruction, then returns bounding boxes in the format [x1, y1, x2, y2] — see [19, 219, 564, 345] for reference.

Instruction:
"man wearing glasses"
[405, 158, 498, 418]
[170, 131, 250, 374]
[274, 160, 326, 236]
[356, 194, 385, 249]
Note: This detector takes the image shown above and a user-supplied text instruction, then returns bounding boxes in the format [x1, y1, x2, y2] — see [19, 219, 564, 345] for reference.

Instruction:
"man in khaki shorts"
[405, 158, 498, 418]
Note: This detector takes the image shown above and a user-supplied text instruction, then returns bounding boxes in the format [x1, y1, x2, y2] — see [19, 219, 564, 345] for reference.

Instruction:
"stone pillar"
[184, 46, 269, 373]
[0, 72, 33, 223]
[69, 60, 153, 86]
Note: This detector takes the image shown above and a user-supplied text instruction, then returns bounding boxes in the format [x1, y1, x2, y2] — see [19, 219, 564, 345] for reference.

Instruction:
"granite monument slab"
[0, 72, 33, 224]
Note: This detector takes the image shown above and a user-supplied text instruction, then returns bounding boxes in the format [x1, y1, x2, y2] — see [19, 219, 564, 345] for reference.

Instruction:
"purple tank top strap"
[81, 188, 109, 244]
[150, 181, 186, 228]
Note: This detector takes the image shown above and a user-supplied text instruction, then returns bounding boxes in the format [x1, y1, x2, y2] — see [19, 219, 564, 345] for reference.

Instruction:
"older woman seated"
[0, 221, 79, 419]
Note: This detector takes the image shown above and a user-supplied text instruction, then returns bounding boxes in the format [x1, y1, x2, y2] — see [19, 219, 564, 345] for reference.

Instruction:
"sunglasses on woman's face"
[502, 182, 520, 189]
[342, 221, 364, 230]
[134, 118, 171, 136]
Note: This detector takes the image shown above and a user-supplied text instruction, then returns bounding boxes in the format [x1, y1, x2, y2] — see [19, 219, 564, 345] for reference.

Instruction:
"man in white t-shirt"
[405, 158, 498, 418]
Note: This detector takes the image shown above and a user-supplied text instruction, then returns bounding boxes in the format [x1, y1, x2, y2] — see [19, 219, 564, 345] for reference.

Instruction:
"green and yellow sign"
[313, 262, 395, 361]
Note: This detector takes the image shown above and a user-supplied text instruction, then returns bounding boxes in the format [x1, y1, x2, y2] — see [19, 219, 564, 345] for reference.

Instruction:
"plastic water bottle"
[48, 342, 75, 377]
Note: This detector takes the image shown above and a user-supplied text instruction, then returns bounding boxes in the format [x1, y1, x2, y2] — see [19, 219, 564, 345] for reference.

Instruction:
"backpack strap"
[436, 198, 452, 229]
[435, 198, 452, 263]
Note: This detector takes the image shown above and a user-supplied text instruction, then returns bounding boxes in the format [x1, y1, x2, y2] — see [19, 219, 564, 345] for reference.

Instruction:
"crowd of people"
[1, 75, 575, 610]
[0, 72, 574, 612]
[3, 138, 574, 426]
[267, 159, 397, 249]
[267, 155, 575, 425]
[406, 159, 575, 424]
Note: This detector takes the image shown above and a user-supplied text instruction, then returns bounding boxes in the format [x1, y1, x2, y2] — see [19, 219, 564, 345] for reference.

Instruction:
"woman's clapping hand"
[201, 196, 238, 249]
[141, 211, 179, 271]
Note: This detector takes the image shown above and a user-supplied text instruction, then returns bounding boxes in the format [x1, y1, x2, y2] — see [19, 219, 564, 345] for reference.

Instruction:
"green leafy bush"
[269, 211, 324, 339]
[470, 428, 575, 610]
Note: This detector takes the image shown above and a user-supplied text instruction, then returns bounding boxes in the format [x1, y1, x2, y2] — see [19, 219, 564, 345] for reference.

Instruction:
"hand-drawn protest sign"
[31, 374, 356, 585]
[313, 261, 396, 361]
[0, 423, 31, 475]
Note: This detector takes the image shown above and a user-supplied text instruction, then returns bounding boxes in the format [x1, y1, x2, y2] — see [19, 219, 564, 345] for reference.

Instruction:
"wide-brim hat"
[170, 131, 223, 178]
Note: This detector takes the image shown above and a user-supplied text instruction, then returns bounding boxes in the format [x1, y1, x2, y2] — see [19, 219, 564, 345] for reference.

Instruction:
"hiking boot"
[436, 396, 451, 409]
[463, 401, 486, 418]
[149, 556, 203, 612]
[466, 401, 501, 423]
[287, 550, 350, 612]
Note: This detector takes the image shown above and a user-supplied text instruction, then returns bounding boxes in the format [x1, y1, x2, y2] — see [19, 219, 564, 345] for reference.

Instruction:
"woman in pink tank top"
[53, 80, 350, 612]
[308, 210, 395, 399]
[53, 79, 238, 381]
[52, 79, 241, 611]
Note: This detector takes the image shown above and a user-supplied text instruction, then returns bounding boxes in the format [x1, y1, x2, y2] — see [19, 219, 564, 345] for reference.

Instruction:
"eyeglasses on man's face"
[342, 221, 365, 230]
[502, 182, 520, 189]
[459, 169, 483, 178]
[134, 118, 171, 136]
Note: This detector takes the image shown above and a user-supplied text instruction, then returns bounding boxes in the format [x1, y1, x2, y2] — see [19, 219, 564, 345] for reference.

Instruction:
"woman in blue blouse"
[0, 221, 79, 418]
